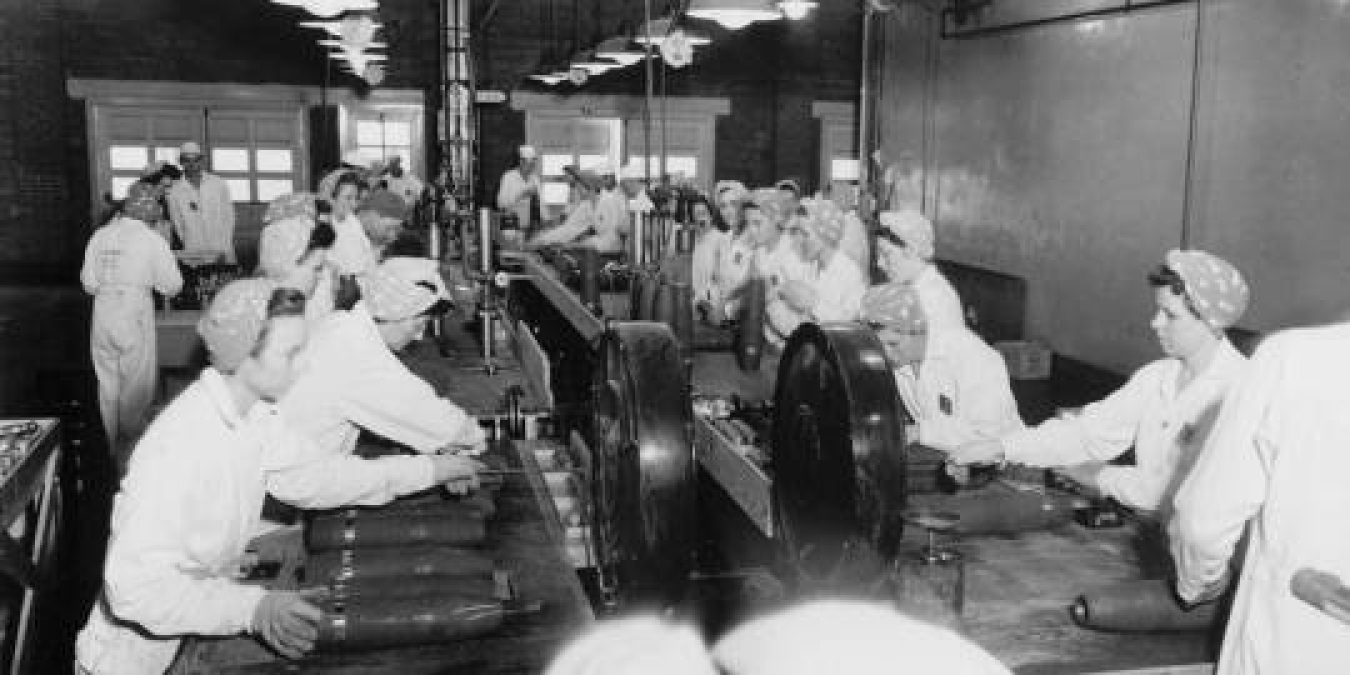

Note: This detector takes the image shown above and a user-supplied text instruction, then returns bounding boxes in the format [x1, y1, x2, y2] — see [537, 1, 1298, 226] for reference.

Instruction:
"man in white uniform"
[75, 279, 483, 674]
[280, 256, 486, 471]
[529, 168, 617, 251]
[167, 142, 236, 264]
[1170, 320, 1350, 674]
[595, 162, 631, 251]
[765, 199, 867, 343]
[876, 209, 963, 331]
[860, 283, 1023, 452]
[81, 183, 184, 472]
[950, 250, 1250, 514]
[497, 145, 542, 231]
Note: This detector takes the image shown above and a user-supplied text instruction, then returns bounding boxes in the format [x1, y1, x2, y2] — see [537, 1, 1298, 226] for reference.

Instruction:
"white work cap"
[179, 141, 203, 157]
[518, 145, 538, 159]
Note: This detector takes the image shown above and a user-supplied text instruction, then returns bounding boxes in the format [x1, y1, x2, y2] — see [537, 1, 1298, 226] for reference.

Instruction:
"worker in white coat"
[876, 209, 963, 331]
[497, 145, 542, 231]
[705, 181, 754, 321]
[860, 282, 1022, 452]
[166, 141, 236, 264]
[949, 250, 1250, 514]
[713, 600, 1011, 675]
[529, 168, 616, 251]
[81, 182, 184, 472]
[75, 278, 483, 675]
[765, 199, 867, 343]
[257, 192, 338, 326]
[280, 256, 486, 485]
[689, 194, 731, 317]
[1170, 320, 1350, 674]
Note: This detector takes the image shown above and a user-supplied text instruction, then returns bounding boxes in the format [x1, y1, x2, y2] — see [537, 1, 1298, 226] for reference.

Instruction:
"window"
[627, 155, 699, 180]
[356, 116, 413, 165]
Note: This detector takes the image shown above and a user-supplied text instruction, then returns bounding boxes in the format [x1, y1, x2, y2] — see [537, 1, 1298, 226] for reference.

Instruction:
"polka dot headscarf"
[1165, 249, 1250, 330]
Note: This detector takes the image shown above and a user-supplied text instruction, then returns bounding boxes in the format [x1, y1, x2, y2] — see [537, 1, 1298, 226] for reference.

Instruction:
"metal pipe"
[940, 0, 1193, 39]
[478, 207, 494, 276]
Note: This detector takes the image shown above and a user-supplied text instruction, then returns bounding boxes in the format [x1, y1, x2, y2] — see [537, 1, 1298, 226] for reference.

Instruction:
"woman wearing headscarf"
[688, 193, 731, 319]
[949, 249, 1251, 516]
[764, 199, 868, 344]
[708, 180, 755, 320]
[256, 192, 340, 324]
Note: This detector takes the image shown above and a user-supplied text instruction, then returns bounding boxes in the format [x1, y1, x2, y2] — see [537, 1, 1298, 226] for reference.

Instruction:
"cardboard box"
[994, 340, 1053, 380]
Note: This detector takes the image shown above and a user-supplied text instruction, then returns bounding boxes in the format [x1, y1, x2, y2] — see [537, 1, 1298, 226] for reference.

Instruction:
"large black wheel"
[771, 322, 908, 591]
[590, 322, 695, 609]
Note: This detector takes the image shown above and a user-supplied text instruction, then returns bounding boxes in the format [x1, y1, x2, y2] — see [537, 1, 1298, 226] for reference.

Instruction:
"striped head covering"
[361, 256, 451, 321]
[751, 188, 791, 225]
[860, 282, 927, 333]
[122, 182, 163, 223]
[715, 180, 750, 205]
[1165, 249, 1249, 330]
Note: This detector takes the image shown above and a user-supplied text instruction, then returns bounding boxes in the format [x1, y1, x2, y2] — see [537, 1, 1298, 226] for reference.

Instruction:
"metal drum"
[771, 323, 909, 589]
[590, 322, 695, 609]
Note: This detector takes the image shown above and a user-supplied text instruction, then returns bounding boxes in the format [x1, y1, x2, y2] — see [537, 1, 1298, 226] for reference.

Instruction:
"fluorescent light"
[688, 0, 781, 30]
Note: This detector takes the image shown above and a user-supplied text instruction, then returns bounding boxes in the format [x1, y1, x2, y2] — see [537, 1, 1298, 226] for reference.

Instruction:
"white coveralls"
[691, 228, 732, 306]
[75, 368, 441, 674]
[589, 187, 630, 253]
[280, 303, 486, 471]
[1171, 324, 1350, 675]
[893, 325, 1024, 452]
[496, 167, 541, 230]
[166, 173, 236, 264]
[1002, 340, 1247, 512]
[80, 216, 183, 457]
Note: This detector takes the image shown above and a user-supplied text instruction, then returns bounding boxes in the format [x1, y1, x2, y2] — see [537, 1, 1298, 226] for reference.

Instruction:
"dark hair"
[249, 288, 308, 358]
[688, 193, 728, 233]
[1147, 265, 1202, 319]
[333, 171, 364, 196]
[736, 202, 762, 236]
[305, 220, 337, 255]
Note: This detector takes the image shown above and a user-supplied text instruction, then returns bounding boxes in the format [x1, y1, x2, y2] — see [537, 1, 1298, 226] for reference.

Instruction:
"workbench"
[172, 438, 593, 674]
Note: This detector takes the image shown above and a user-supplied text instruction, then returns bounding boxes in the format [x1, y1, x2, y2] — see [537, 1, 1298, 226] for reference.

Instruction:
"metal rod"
[941, 0, 1193, 39]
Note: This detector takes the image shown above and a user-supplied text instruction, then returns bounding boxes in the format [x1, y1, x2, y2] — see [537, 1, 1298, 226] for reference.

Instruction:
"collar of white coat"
[1154, 338, 1247, 402]
[199, 367, 268, 430]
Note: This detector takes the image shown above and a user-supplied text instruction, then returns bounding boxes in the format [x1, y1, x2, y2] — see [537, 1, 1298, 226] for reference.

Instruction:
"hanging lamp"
[595, 36, 647, 66]
[634, 17, 711, 47]
[776, 0, 817, 20]
[687, 0, 781, 30]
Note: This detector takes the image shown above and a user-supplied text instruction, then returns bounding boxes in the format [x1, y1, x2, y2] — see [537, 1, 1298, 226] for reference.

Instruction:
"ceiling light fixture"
[273, 0, 379, 19]
[595, 37, 647, 67]
[776, 0, 817, 20]
[687, 0, 781, 30]
[634, 18, 711, 47]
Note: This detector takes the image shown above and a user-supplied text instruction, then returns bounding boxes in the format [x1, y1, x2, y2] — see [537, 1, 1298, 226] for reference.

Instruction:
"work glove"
[432, 454, 487, 495]
[252, 590, 322, 659]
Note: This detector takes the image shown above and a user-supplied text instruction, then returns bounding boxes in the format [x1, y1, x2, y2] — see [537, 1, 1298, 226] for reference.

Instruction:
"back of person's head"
[713, 600, 1011, 675]
[197, 279, 307, 373]
[545, 615, 715, 675]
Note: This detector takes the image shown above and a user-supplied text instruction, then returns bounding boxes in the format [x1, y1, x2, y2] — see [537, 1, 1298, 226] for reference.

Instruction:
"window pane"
[155, 147, 180, 164]
[542, 154, 571, 177]
[110, 176, 138, 200]
[385, 147, 412, 165]
[356, 120, 385, 146]
[109, 145, 148, 171]
[224, 178, 251, 202]
[256, 179, 294, 202]
[542, 181, 571, 206]
[382, 121, 412, 146]
[212, 148, 250, 172]
[577, 154, 608, 172]
[667, 156, 697, 178]
[255, 148, 294, 173]
[359, 146, 388, 163]
[830, 158, 860, 182]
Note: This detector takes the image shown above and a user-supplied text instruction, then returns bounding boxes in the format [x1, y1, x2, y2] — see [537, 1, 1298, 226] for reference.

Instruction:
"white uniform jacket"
[167, 173, 236, 263]
[531, 200, 597, 249]
[691, 228, 732, 305]
[496, 168, 540, 229]
[712, 233, 757, 315]
[586, 189, 628, 253]
[280, 303, 485, 464]
[765, 251, 867, 344]
[894, 326, 1024, 452]
[1003, 340, 1247, 512]
[328, 213, 378, 278]
[1171, 324, 1350, 675]
[76, 369, 436, 675]
[914, 264, 964, 332]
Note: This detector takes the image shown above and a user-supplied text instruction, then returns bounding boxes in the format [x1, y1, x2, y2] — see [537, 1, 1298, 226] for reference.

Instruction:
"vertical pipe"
[478, 207, 493, 276]
[643, 0, 655, 185]
[1179, 0, 1204, 248]
[478, 207, 496, 373]
[858, 5, 875, 215]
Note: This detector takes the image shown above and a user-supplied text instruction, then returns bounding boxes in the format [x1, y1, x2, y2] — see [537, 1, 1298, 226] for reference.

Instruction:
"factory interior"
[0, 0, 1348, 673]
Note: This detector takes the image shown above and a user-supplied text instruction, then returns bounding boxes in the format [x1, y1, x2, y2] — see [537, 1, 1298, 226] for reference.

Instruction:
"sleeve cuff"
[237, 585, 269, 635]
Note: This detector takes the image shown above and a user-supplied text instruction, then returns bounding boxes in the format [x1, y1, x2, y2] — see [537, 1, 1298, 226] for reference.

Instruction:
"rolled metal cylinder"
[1070, 579, 1219, 633]
[327, 574, 498, 602]
[652, 279, 675, 328]
[307, 546, 495, 584]
[307, 511, 487, 552]
[734, 277, 767, 371]
[316, 593, 504, 652]
[629, 213, 646, 267]
[478, 207, 494, 276]
[577, 247, 602, 315]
